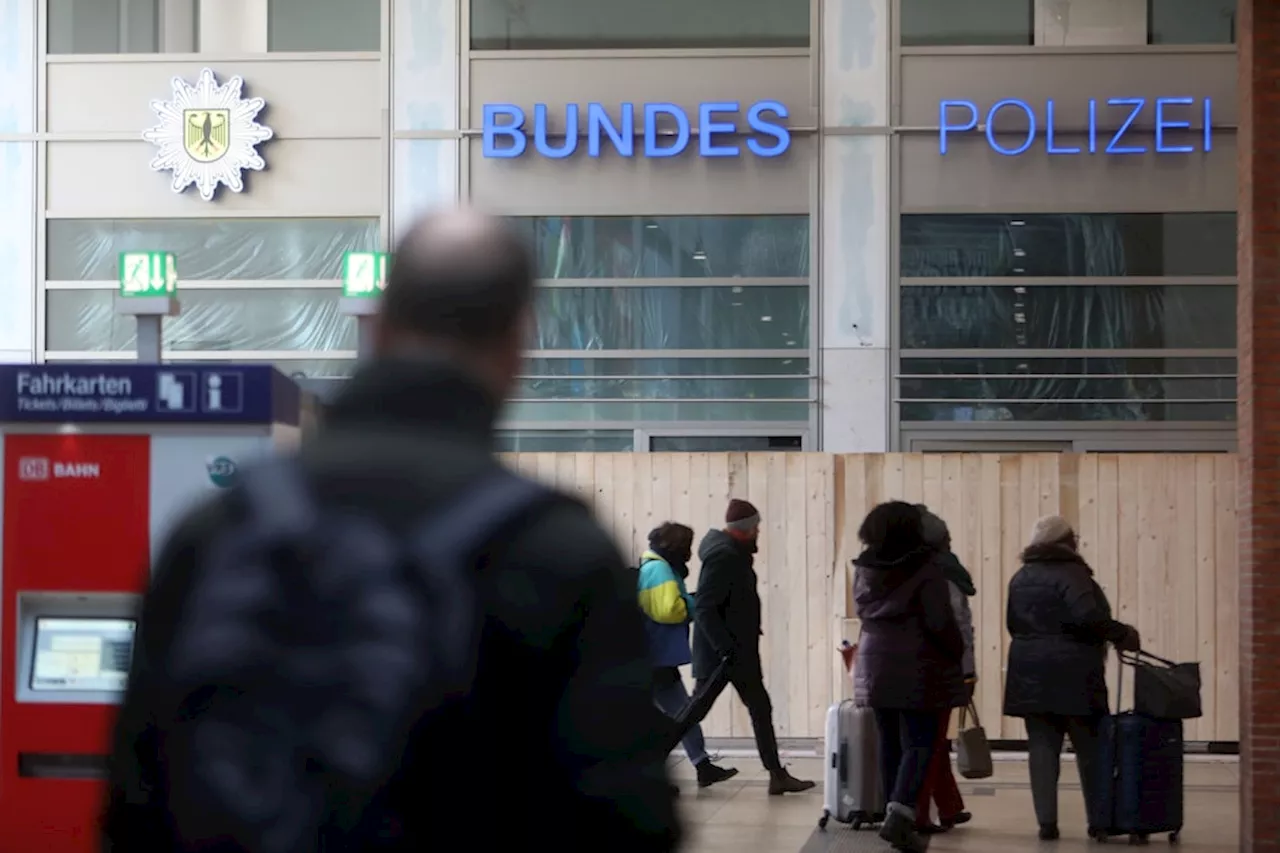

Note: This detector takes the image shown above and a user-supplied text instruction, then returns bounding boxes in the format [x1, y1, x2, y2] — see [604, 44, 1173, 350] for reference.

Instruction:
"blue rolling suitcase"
[1091, 652, 1185, 845]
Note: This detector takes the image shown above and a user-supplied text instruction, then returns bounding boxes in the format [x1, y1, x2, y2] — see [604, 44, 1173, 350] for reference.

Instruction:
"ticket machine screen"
[29, 618, 135, 693]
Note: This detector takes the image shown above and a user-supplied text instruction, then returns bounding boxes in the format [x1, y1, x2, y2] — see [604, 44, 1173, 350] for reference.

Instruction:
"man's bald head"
[378, 209, 535, 350]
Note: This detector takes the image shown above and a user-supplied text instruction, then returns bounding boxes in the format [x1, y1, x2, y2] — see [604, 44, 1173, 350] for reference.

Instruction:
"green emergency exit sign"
[118, 251, 178, 297]
[343, 251, 390, 298]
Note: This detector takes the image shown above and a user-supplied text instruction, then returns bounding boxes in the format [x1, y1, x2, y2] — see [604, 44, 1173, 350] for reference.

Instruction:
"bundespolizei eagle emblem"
[142, 68, 273, 202]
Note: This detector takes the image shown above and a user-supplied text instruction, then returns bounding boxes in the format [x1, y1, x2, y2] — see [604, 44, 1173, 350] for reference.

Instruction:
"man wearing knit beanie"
[690, 499, 815, 795]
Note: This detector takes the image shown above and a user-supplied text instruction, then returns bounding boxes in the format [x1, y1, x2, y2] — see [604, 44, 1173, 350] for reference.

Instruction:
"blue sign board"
[482, 101, 791, 159]
[0, 364, 301, 425]
[939, 97, 1214, 156]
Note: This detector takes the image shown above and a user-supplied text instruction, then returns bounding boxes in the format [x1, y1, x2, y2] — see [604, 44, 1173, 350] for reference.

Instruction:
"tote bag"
[955, 701, 993, 780]
[1127, 650, 1203, 720]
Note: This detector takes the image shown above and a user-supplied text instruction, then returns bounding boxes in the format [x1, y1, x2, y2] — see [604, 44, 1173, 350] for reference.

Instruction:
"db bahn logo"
[18, 457, 100, 480]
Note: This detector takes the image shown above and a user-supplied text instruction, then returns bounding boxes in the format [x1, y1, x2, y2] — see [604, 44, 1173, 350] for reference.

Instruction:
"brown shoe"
[768, 768, 816, 795]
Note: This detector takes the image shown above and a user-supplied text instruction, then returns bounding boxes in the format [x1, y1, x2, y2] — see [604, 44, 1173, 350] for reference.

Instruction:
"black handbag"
[1123, 650, 1203, 720]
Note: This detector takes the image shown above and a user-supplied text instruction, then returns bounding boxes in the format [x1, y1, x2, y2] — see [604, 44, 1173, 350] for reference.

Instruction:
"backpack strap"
[409, 470, 555, 568]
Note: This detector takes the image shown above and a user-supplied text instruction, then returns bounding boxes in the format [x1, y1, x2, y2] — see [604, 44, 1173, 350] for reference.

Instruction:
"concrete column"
[1238, 2, 1280, 850]
[390, 0, 460, 246]
[818, 0, 891, 452]
[198, 0, 268, 53]
[0, 0, 36, 364]
[1035, 0, 1147, 46]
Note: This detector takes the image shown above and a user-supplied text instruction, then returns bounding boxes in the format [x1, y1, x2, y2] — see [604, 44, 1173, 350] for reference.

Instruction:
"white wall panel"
[819, 0, 890, 451]
[0, 0, 35, 363]
[391, 0, 459, 240]
[822, 0, 889, 127]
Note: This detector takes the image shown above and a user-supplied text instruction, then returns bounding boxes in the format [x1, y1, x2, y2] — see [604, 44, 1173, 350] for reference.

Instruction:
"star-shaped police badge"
[142, 68, 273, 202]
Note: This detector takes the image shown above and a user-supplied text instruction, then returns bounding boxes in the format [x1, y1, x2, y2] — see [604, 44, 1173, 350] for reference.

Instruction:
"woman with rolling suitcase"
[1003, 515, 1141, 841]
[853, 502, 967, 853]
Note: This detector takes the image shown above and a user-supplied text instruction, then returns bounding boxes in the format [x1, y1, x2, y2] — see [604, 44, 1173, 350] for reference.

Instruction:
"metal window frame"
[636, 425, 813, 452]
[900, 276, 1237, 287]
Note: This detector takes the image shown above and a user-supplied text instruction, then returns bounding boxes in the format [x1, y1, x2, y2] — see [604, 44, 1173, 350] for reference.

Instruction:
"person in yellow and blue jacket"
[638, 522, 738, 790]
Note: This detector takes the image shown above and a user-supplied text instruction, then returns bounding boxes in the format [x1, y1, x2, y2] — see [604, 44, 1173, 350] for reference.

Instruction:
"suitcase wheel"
[1129, 834, 1150, 846]
[818, 811, 829, 831]
[1169, 832, 1180, 845]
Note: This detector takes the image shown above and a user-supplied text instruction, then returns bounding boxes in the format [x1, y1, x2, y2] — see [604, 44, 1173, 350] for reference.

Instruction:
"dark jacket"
[691, 529, 762, 680]
[102, 357, 682, 853]
[853, 547, 967, 711]
[1003, 542, 1133, 719]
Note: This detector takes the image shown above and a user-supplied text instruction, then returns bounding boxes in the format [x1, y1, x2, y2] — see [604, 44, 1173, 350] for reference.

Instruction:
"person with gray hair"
[912, 506, 975, 835]
[1003, 514, 1140, 841]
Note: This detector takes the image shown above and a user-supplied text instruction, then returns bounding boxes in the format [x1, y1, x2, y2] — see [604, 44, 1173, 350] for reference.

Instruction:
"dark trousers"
[696, 663, 782, 772]
[1024, 713, 1103, 828]
[873, 709, 942, 809]
[916, 708, 966, 825]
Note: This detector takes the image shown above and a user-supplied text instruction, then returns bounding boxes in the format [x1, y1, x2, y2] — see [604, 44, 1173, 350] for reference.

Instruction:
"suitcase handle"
[837, 742, 848, 784]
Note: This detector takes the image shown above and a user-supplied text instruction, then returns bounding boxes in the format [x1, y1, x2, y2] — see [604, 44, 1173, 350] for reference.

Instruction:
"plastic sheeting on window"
[493, 430, 634, 452]
[269, 0, 380, 51]
[510, 215, 810, 279]
[524, 357, 810, 376]
[46, 219, 380, 281]
[898, 356, 1237, 422]
[900, 285, 1236, 351]
[46, 290, 356, 352]
[900, 213, 1237, 278]
[516, 376, 808, 400]
[532, 286, 808, 350]
[504, 400, 810, 422]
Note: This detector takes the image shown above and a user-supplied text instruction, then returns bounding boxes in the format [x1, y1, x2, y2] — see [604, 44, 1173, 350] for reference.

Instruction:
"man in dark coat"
[692, 499, 814, 795]
[102, 210, 682, 852]
[1003, 514, 1140, 841]
[853, 501, 966, 853]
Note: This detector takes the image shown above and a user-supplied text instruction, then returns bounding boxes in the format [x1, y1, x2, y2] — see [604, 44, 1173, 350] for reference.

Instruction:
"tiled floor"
[670, 754, 1240, 852]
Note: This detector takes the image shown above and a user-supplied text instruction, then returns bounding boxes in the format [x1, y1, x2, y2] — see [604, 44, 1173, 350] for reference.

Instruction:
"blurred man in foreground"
[103, 210, 682, 852]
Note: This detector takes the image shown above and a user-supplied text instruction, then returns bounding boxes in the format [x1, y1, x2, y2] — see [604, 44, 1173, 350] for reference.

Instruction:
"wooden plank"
[1214, 454, 1239, 741]
[784, 454, 809, 737]
[976, 454, 1003, 736]
[881, 452, 905, 504]
[1116, 456, 1141, 638]
[555, 452, 578, 496]
[573, 453, 596, 512]
[902, 452, 926, 504]
[702, 452, 733, 739]
[1000, 455, 1026, 739]
[631, 452, 655, 561]
[1194, 455, 1218, 741]
[612, 454, 636, 564]
[667, 453, 692, 536]
[808, 454, 835, 736]
[728, 452, 754, 738]
[1171, 456, 1200, 740]
[921, 452, 944, 512]
[536, 452, 559, 489]
[761, 454, 789, 734]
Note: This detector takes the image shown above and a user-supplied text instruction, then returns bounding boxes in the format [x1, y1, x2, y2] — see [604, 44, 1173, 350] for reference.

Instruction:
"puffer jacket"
[637, 550, 694, 668]
[691, 529, 762, 681]
[1003, 542, 1135, 718]
[853, 546, 967, 711]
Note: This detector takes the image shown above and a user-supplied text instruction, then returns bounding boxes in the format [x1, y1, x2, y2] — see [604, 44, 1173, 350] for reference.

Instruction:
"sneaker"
[1039, 823, 1060, 840]
[695, 760, 739, 788]
[879, 806, 929, 852]
[767, 768, 817, 795]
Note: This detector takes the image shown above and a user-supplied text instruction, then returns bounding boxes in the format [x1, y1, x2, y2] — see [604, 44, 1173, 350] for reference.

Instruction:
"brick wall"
[1239, 1, 1280, 850]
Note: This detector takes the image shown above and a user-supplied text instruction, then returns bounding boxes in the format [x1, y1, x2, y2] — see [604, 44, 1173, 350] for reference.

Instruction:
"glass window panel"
[516, 377, 808, 400]
[48, 0, 159, 54]
[470, 0, 809, 49]
[509, 216, 810, 279]
[650, 435, 802, 451]
[495, 430, 634, 452]
[901, 213, 1236, 278]
[505, 400, 810, 422]
[47, 219, 380, 281]
[524, 357, 810, 376]
[900, 0, 1033, 46]
[533, 286, 808, 350]
[1150, 0, 1236, 44]
[901, 376, 1234, 401]
[46, 289, 356, 352]
[900, 401, 1234, 422]
[899, 357, 1237, 376]
[900, 285, 1235, 349]
[269, 0, 380, 51]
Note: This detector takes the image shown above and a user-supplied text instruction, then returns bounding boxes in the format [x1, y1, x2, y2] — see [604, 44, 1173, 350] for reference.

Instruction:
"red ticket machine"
[0, 364, 302, 853]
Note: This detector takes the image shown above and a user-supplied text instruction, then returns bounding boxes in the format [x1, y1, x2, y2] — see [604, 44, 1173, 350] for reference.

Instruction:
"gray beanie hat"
[1028, 514, 1075, 548]
[914, 504, 950, 548]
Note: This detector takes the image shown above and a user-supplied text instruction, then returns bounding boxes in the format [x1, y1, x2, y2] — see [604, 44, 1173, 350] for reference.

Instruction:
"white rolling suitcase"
[818, 699, 885, 830]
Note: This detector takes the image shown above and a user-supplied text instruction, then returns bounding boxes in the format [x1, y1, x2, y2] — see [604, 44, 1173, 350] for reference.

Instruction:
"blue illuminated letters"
[938, 97, 1214, 156]
[482, 100, 791, 159]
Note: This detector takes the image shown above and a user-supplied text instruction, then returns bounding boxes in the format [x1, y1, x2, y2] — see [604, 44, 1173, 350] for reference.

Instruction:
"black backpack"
[156, 456, 551, 852]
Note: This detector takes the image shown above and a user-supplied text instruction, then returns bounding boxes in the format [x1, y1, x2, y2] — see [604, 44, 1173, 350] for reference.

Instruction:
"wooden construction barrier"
[501, 453, 1239, 743]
